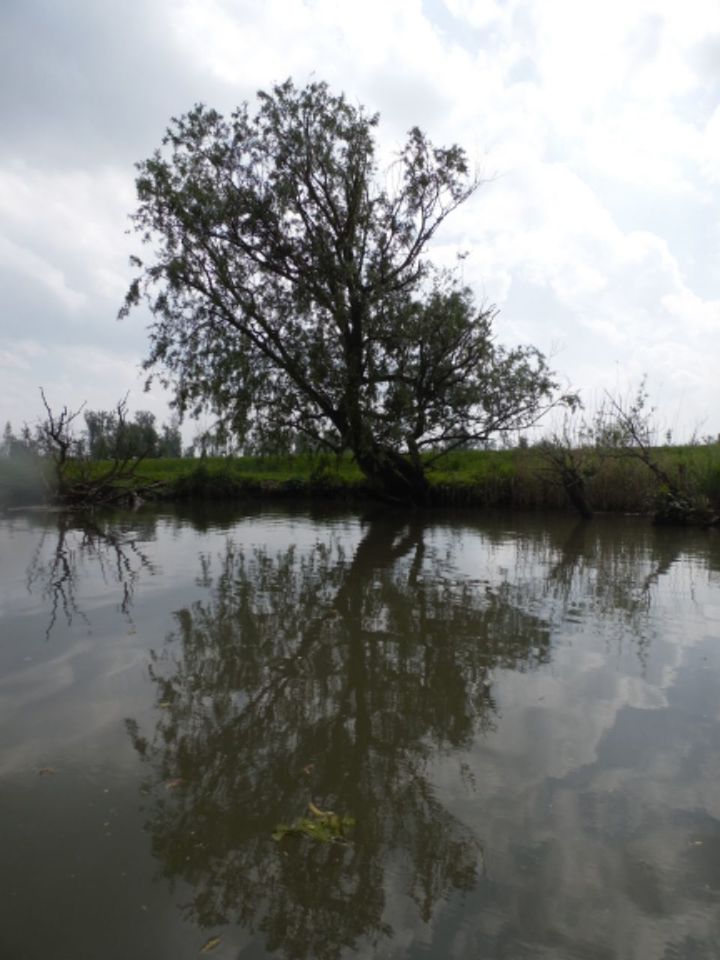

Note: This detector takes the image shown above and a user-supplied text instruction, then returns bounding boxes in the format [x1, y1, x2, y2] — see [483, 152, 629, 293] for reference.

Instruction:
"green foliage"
[55, 441, 720, 515]
[84, 407, 182, 460]
[121, 78, 566, 499]
[273, 805, 356, 843]
[535, 384, 720, 524]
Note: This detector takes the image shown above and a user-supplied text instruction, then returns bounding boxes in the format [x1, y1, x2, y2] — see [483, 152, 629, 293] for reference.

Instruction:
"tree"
[39, 392, 156, 505]
[1, 421, 17, 457]
[85, 409, 117, 459]
[85, 406, 162, 460]
[158, 414, 182, 458]
[125, 410, 159, 458]
[594, 381, 718, 526]
[121, 79, 567, 501]
[38, 388, 85, 493]
[1, 419, 42, 458]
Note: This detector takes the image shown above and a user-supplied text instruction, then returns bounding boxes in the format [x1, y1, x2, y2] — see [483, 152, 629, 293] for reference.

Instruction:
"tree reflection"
[26, 512, 155, 637]
[535, 518, 689, 662]
[127, 513, 551, 959]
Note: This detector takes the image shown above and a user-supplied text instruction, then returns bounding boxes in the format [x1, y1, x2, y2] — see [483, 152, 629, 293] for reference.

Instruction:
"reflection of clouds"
[419, 517, 720, 955]
[0, 632, 147, 776]
[431, 623, 720, 954]
[0, 512, 169, 776]
[3, 505, 720, 956]
[129, 511, 720, 956]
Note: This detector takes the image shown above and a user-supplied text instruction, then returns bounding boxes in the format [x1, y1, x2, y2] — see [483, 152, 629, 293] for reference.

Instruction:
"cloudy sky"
[2, 0, 719, 440]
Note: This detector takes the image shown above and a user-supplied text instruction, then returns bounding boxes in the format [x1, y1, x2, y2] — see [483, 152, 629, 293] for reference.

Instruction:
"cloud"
[0, 0, 718, 435]
[0, 338, 174, 435]
[0, 0, 225, 167]
[0, 162, 135, 302]
[0, 236, 86, 311]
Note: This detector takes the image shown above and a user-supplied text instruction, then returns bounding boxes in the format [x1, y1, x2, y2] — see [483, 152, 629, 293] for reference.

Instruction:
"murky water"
[1, 503, 719, 960]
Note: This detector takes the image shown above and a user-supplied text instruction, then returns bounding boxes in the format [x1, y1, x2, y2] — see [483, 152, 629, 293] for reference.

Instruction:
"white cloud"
[442, 0, 505, 29]
[0, 235, 86, 311]
[1, 0, 719, 434]
[0, 339, 175, 436]
[0, 163, 135, 305]
[701, 105, 720, 183]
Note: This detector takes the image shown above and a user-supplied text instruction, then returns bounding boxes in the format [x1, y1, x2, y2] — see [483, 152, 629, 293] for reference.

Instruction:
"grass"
[128, 452, 368, 501]
[119, 443, 720, 514]
[3, 444, 719, 515]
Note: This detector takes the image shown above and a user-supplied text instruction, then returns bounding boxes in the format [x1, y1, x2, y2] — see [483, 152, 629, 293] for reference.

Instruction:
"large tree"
[122, 79, 565, 500]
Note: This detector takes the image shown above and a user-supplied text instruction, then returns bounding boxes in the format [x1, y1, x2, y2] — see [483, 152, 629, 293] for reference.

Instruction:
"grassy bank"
[112, 444, 720, 513]
[429, 444, 720, 513]
[3, 444, 719, 515]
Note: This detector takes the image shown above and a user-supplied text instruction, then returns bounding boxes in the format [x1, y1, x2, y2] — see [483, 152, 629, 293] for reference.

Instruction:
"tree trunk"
[353, 442, 429, 503]
[563, 473, 593, 520]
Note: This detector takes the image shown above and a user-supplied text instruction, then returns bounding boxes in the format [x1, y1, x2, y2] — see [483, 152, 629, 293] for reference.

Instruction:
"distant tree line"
[1, 407, 183, 460]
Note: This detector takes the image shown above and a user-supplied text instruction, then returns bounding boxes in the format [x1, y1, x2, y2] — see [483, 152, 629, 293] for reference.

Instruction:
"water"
[1, 503, 719, 960]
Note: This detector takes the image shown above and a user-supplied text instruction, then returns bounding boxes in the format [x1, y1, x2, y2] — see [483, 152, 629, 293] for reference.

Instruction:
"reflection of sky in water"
[0, 506, 719, 959]
[424, 526, 720, 958]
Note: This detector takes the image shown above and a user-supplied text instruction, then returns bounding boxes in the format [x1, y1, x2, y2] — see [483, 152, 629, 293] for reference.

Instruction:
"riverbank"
[2, 445, 719, 516]
[86, 445, 720, 512]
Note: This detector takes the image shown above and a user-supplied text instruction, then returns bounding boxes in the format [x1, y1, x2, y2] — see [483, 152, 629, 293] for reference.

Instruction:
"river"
[1, 503, 719, 959]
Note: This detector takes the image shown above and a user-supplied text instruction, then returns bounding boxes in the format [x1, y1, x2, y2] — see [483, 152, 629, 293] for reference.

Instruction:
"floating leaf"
[165, 778, 185, 790]
[200, 935, 221, 953]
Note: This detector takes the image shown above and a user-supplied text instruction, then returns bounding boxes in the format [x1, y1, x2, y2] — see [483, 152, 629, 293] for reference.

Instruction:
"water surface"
[1, 503, 719, 959]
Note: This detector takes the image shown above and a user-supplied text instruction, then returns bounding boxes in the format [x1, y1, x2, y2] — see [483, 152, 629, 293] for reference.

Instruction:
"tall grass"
[426, 444, 720, 513]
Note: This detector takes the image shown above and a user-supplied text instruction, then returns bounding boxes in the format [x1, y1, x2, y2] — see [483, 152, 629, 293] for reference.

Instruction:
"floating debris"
[273, 802, 356, 843]
[200, 935, 221, 953]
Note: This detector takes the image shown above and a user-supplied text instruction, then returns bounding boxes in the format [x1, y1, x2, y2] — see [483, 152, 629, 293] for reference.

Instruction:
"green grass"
[130, 443, 720, 513]
[4, 443, 719, 514]
[130, 452, 367, 500]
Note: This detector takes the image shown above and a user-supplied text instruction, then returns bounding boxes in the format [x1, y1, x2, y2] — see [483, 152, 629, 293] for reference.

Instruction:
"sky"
[1, 0, 719, 442]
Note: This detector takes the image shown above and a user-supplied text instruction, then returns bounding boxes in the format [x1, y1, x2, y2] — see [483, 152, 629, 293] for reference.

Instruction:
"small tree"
[39, 392, 156, 505]
[540, 380, 719, 525]
[85, 409, 117, 459]
[38, 388, 85, 494]
[1, 421, 10, 450]
[1, 421, 18, 457]
[158, 415, 182, 458]
[121, 79, 569, 501]
[537, 408, 594, 520]
[596, 382, 716, 525]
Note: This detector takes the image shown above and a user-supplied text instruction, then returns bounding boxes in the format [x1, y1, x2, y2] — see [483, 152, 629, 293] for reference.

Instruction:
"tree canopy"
[122, 78, 567, 500]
